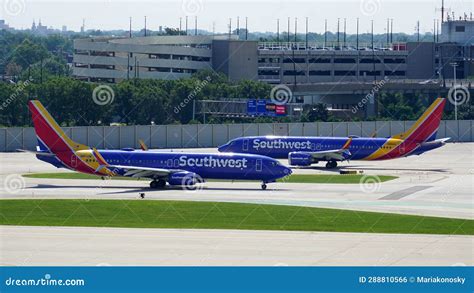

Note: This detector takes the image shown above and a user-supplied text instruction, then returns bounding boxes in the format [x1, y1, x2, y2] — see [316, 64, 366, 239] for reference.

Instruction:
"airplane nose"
[283, 166, 292, 175]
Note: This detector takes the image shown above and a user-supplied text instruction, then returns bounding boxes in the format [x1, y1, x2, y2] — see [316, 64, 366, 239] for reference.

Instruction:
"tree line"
[1, 30, 472, 127]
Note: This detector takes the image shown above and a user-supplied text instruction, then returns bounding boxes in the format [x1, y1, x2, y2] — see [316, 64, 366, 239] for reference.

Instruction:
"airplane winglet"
[342, 137, 353, 150]
[139, 139, 148, 151]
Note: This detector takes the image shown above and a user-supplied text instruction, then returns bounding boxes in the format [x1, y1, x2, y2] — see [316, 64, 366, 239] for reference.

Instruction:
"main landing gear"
[325, 160, 338, 169]
[150, 179, 166, 189]
[261, 182, 267, 190]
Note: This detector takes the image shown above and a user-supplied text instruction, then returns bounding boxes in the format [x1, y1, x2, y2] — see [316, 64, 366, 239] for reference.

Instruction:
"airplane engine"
[288, 152, 313, 166]
[168, 171, 201, 186]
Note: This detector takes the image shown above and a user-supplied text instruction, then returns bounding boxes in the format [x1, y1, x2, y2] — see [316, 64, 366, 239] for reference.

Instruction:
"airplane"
[218, 98, 449, 169]
[23, 100, 292, 190]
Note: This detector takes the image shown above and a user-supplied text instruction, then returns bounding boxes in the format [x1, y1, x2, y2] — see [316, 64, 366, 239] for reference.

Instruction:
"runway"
[0, 143, 473, 266]
[1, 226, 472, 266]
[1, 143, 472, 219]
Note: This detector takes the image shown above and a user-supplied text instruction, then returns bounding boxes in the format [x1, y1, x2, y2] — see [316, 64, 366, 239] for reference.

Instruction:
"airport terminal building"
[73, 35, 257, 83]
[73, 36, 436, 84]
[73, 18, 473, 84]
[72, 19, 473, 118]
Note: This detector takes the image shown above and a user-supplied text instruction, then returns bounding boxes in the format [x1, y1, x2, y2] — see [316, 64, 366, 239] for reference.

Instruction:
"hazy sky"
[1, 0, 473, 34]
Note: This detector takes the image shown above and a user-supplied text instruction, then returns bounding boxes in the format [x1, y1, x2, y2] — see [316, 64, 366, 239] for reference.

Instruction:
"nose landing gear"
[261, 182, 267, 190]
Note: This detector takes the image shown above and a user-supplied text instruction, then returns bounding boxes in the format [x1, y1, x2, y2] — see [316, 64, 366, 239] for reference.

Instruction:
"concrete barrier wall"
[1, 120, 473, 152]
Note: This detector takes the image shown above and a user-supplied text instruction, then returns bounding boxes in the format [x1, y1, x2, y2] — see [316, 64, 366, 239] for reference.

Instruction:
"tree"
[301, 103, 329, 122]
[5, 62, 22, 78]
[12, 39, 49, 69]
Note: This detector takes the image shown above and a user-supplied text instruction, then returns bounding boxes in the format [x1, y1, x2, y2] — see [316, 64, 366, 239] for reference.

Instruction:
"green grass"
[0, 199, 471, 235]
[23, 172, 397, 184]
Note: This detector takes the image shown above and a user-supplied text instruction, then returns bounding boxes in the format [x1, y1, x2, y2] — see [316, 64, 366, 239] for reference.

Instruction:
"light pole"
[450, 62, 458, 121]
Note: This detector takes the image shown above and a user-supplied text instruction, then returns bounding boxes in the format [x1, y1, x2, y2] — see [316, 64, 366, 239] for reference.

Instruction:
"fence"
[1, 120, 473, 152]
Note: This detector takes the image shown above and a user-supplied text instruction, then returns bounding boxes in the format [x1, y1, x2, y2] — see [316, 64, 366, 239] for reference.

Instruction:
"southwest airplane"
[24, 100, 291, 190]
[218, 98, 449, 168]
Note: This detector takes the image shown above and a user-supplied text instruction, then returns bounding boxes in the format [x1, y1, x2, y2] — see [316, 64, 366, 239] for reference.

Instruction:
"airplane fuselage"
[38, 149, 291, 182]
[218, 136, 447, 161]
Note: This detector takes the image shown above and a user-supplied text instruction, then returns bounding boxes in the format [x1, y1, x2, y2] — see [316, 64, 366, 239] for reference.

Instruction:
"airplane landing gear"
[150, 179, 166, 189]
[325, 161, 338, 169]
[261, 183, 267, 190]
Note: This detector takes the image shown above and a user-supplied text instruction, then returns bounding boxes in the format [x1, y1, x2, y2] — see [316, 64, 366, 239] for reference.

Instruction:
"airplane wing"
[16, 149, 56, 156]
[304, 137, 353, 161]
[100, 165, 179, 179]
[306, 149, 351, 161]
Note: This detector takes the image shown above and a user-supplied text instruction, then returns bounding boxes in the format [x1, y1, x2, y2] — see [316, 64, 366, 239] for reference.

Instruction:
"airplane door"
[70, 155, 78, 168]
[256, 159, 262, 172]
[243, 139, 249, 151]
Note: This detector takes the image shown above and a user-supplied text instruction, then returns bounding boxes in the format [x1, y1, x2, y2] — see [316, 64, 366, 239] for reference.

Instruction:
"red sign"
[275, 105, 286, 115]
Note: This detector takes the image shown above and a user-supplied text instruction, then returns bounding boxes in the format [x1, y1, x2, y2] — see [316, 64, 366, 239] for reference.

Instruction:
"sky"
[0, 0, 472, 34]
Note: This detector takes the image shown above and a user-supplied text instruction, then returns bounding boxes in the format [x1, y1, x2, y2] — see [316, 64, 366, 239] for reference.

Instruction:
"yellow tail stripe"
[391, 98, 443, 140]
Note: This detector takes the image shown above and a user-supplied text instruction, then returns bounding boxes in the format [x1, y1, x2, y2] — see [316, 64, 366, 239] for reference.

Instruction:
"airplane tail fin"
[391, 98, 446, 143]
[28, 100, 89, 153]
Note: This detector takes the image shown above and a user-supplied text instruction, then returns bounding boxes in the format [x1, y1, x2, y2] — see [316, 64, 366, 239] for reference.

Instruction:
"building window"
[173, 55, 189, 60]
[90, 64, 115, 70]
[74, 63, 88, 68]
[334, 58, 356, 63]
[385, 70, 405, 76]
[190, 56, 210, 62]
[259, 69, 279, 76]
[360, 70, 381, 76]
[148, 67, 171, 72]
[384, 58, 405, 64]
[455, 26, 465, 32]
[360, 58, 381, 63]
[309, 58, 331, 63]
[334, 70, 356, 76]
[283, 58, 306, 63]
[90, 51, 114, 57]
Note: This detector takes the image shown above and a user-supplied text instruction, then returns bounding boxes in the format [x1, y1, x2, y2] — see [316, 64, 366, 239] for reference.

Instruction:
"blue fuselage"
[39, 149, 291, 182]
[218, 136, 445, 161]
